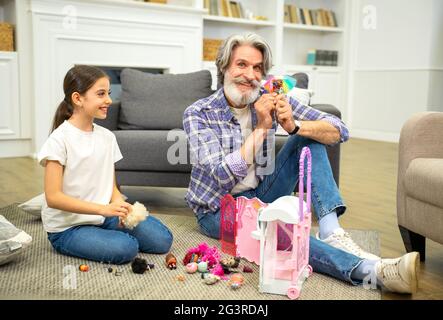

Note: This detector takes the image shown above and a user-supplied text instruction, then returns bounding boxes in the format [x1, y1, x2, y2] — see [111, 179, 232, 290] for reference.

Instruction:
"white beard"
[224, 73, 260, 107]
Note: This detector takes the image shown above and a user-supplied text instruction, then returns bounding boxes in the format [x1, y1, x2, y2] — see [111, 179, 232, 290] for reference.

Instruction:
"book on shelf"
[206, 0, 245, 19]
[284, 4, 291, 23]
[312, 50, 338, 66]
[285, 7, 338, 28]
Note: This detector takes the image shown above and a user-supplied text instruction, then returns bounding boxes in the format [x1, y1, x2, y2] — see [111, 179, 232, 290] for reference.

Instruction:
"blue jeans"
[196, 135, 363, 284]
[48, 215, 173, 264]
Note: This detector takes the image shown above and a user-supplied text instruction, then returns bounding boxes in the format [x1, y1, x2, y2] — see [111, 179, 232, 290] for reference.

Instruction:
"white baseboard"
[0, 139, 33, 158]
[350, 129, 400, 143]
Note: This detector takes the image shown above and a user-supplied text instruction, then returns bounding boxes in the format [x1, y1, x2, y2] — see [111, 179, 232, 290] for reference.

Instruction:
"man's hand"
[254, 93, 276, 130]
[275, 94, 295, 133]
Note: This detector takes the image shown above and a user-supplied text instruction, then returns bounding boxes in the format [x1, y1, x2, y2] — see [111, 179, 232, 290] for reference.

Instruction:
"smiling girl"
[38, 65, 172, 264]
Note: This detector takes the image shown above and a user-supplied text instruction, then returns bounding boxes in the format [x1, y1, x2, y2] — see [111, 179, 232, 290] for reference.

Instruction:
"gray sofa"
[95, 68, 342, 189]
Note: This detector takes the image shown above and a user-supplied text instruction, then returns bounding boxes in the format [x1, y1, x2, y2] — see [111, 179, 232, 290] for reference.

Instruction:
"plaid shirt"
[183, 88, 349, 215]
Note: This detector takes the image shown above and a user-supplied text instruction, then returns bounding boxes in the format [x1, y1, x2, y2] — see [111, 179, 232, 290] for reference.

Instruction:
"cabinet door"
[310, 70, 341, 109]
[0, 52, 20, 139]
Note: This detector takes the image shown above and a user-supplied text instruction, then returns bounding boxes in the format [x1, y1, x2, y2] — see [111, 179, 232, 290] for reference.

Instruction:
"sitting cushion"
[0, 215, 32, 265]
[287, 87, 314, 107]
[114, 130, 192, 172]
[18, 193, 45, 217]
[119, 69, 213, 130]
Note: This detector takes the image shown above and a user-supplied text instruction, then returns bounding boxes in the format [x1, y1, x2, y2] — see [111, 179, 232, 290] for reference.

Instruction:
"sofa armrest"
[397, 112, 443, 224]
[312, 103, 341, 186]
[94, 101, 120, 131]
[311, 103, 342, 119]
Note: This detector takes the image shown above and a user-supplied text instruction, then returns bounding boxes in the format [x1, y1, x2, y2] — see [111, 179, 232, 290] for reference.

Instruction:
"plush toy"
[131, 257, 154, 274]
[183, 242, 226, 277]
[166, 252, 177, 270]
[121, 201, 149, 229]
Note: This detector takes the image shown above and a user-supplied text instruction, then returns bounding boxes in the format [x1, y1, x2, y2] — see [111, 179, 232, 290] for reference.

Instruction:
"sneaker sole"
[407, 252, 420, 294]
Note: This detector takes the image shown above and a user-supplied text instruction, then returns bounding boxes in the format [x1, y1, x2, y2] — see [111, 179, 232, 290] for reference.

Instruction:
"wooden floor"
[0, 138, 442, 299]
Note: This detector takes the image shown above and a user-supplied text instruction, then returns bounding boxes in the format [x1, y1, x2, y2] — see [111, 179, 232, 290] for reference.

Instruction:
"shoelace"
[380, 260, 401, 280]
[333, 232, 364, 255]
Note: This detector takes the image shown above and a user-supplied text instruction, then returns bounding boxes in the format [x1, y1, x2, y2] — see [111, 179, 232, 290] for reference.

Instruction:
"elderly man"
[183, 33, 419, 294]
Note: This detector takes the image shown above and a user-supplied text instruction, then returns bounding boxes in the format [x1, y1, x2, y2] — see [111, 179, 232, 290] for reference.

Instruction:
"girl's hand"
[99, 201, 132, 218]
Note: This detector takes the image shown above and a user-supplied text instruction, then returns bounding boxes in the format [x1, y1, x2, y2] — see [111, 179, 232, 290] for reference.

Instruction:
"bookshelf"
[0, 0, 21, 142]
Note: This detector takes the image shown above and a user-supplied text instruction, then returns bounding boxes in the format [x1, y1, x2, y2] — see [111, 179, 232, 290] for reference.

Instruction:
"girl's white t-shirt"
[37, 120, 123, 233]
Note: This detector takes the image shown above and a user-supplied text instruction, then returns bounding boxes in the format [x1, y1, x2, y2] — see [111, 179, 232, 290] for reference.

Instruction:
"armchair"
[397, 112, 443, 261]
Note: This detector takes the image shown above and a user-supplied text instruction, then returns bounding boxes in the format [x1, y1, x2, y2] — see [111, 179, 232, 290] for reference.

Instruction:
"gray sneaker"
[375, 252, 420, 294]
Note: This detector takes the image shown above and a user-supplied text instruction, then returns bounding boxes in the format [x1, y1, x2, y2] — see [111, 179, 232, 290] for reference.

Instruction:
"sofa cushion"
[119, 69, 213, 130]
[114, 130, 192, 172]
[405, 158, 443, 208]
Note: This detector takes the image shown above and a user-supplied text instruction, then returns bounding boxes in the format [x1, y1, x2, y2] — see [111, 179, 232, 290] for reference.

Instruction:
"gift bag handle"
[298, 147, 312, 221]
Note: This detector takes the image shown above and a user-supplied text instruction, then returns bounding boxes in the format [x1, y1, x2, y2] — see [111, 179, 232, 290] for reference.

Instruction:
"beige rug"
[0, 204, 380, 300]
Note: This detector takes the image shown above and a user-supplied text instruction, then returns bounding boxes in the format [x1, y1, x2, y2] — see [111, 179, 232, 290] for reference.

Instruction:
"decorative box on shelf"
[203, 38, 223, 61]
[0, 23, 14, 52]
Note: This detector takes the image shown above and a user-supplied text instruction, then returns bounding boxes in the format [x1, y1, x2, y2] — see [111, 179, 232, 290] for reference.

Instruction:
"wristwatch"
[289, 120, 302, 135]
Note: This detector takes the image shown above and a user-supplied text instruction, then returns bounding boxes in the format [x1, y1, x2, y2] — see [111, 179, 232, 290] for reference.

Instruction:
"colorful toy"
[261, 75, 296, 95]
[183, 242, 220, 269]
[202, 273, 220, 285]
[185, 262, 198, 274]
[166, 252, 177, 270]
[197, 261, 208, 273]
[121, 201, 149, 229]
[220, 196, 266, 264]
[256, 147, 313, 299]
[228, 273, 245, 290]
[79, 264, 89, 272]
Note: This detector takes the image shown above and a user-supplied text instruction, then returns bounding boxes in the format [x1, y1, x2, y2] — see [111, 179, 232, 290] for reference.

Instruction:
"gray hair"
[215, 33, 273, 87]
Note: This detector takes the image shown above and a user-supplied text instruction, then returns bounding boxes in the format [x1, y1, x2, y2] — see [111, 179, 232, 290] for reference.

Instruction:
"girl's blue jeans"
[196, 135, 363, 285]
[48, 215, 173, 264]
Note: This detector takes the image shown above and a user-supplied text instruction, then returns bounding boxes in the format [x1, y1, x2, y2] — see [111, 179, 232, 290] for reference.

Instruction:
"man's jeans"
[197, 135, 363, 284]
[48, 215, 173, 264]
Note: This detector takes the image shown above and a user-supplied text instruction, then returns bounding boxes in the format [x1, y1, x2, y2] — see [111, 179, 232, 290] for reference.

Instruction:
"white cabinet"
[0, 51, 20, 140]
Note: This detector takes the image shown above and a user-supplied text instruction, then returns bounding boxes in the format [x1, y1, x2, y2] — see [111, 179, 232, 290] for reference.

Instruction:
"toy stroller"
[256, 146, 313, 299]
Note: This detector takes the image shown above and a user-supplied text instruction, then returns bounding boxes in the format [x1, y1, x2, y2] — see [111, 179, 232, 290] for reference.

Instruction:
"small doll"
[261, 75, 296, 95]
[166, 252, 177, 270]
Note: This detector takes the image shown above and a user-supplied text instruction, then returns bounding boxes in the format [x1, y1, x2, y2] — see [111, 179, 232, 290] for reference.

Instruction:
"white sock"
[318, 211, 340, 239]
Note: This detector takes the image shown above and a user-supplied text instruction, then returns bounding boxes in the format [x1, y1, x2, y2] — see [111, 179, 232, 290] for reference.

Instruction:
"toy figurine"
[261, 75, 296, 95]
[166, 252, 177, 270]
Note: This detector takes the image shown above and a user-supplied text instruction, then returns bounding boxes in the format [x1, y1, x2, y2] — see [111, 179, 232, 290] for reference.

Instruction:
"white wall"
[348, 0, 443, 142]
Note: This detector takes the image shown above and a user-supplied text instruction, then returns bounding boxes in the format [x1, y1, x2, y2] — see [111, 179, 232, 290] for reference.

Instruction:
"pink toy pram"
[220, 147, 313, 299]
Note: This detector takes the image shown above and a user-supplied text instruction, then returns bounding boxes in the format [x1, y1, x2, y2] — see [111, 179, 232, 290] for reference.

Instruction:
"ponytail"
[51, 99, 73, 132]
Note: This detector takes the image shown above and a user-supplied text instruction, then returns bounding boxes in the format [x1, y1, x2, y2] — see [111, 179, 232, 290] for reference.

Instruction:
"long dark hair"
[51, 65, 108, 132]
